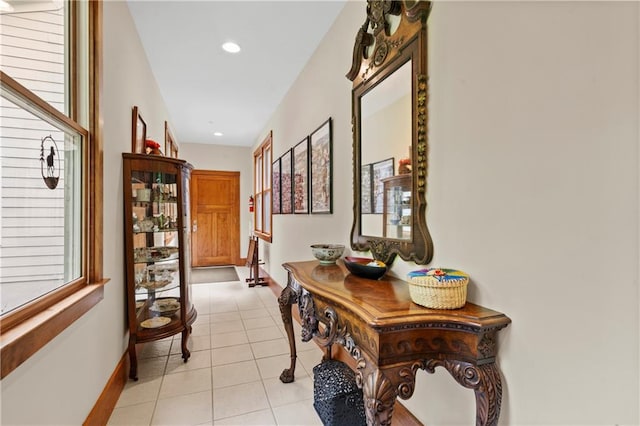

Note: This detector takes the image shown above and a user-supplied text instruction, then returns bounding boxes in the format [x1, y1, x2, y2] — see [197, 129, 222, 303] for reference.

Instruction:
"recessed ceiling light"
[214, 132, 223, 137]
[222, 42, 241, 54]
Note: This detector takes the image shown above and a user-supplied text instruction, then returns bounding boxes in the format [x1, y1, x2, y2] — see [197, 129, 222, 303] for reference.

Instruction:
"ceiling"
[127, 0, 347, 148]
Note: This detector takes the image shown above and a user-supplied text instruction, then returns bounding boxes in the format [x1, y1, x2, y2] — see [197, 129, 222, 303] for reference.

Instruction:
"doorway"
[190, 170, 240, 266]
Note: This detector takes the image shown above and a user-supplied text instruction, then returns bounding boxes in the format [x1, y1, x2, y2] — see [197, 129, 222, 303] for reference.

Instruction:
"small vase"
[398, 164, 411, 174]
[146, 148, 163, 155]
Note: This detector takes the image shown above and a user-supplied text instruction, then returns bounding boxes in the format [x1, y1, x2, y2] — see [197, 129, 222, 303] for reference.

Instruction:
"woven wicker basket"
[407, 268, 469, 309]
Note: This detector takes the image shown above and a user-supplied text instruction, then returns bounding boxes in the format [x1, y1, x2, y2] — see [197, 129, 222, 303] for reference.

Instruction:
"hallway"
[107, 267, 324, 425]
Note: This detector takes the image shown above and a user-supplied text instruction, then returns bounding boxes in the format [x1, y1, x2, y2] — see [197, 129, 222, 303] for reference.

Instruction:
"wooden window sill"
[0, 279, 109, 379]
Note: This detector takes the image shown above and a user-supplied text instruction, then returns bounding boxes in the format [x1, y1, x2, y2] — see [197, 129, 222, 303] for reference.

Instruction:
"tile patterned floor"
[108, 266, 325, 426]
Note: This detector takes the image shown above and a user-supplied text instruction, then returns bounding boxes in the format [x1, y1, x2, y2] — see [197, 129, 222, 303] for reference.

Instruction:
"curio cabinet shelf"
[382, 174, 412, 240]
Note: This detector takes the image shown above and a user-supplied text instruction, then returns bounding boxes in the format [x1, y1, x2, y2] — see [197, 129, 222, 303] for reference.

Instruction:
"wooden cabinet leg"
[278, 285, 297, 383]
[181, 328, 191, 362]
[128, 338, 138, 381]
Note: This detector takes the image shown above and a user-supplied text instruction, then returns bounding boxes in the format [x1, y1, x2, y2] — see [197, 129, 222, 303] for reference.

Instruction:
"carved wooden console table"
[278, 260, 511, 426]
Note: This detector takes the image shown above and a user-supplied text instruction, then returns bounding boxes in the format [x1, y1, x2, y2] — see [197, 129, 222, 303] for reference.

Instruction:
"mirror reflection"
[360, 60, 412, 240]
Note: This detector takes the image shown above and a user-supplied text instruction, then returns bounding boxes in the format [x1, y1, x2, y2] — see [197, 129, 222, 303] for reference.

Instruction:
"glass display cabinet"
[382, 174, 412, 240]
[122, 153, 197, 380]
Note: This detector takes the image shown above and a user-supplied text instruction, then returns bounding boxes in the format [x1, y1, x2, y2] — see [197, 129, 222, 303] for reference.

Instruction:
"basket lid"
[408, 268, 468, 283]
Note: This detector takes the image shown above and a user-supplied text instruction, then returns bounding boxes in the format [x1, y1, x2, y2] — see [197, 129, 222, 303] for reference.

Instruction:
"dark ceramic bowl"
[343, 256, 388, 280]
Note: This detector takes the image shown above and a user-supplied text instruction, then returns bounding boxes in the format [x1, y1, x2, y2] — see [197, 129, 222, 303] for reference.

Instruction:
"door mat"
[191, 266, 240, 284]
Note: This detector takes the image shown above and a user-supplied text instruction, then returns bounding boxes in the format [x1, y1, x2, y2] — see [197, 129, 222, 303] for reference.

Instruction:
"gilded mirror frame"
[348, 0, 433, 265]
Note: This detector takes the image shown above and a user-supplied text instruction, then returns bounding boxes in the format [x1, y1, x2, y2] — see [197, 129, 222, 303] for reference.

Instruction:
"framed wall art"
[372, 157, 394, 214]
[272, 157, 281, 215]
[310, 118, 332, 214]
[164, 121, 178, 158]
[361, 163, 373, 214]
[131, 106, 146, 154]
[293, 137, 309, 214]
[280, 149, 293, 214]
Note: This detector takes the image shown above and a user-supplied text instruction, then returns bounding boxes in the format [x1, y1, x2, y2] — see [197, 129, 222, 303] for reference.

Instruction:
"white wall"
[1, 2, 174, 424]
[179, 142, 253, 258]
[255, 2, 358, 282]
[257, 1, 639, 425]
[102, 0, 175, 396]
[410, 3, 638, 424]
[1, 2, 637, 425]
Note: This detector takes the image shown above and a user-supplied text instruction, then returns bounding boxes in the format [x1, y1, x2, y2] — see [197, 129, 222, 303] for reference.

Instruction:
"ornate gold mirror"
[348, 0, 433, 265]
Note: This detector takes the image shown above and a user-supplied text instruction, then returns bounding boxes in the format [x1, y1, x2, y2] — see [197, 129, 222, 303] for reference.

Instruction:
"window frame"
[0, 0, 106, 379]
[253, 132, 272, 242]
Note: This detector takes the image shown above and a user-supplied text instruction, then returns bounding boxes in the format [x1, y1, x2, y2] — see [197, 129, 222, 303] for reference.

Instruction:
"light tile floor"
[108, 266, 325, 426]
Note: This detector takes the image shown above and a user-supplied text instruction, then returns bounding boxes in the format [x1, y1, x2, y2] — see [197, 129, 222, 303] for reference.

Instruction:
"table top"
[283, 260, 511, 332]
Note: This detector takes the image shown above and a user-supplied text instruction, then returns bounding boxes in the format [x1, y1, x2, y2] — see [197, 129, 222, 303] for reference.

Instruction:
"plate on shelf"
[138, 279, 171, 290]
[137, 219, 155, 233]
[147, 261, 179, 275]
[150, 298, 180, 316]
[140, 317, 171, 328]
[134, 246, 179, 263]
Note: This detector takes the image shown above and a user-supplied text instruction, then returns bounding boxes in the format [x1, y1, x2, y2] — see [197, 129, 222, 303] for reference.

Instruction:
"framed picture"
[310, 118, 332, 214]
[272, 157, 281, 215]
[293, 137, 309, 214]
[131, 106, 146, 154]
[361, 163, 373, 214]
[164, 121, 178, 158]
[280, 150, 293, 214]
[372, 157, 394, 214]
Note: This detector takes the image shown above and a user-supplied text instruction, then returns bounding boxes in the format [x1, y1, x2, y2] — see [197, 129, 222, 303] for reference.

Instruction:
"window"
[0, 1, 104, 378]
[253, 132, 272, 242]
[0, 93, 85, 315]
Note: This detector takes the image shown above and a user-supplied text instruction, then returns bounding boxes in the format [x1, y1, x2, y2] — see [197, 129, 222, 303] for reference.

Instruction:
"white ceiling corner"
[126, 0, 347, 147]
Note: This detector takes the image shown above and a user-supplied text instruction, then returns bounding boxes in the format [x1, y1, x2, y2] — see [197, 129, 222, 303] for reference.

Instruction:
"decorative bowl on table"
[343, 256, 388, 280]
[310, 244, 345, 265]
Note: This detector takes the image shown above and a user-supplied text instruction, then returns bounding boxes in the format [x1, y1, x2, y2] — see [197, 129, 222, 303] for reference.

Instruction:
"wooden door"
[190, 170, 240, 266]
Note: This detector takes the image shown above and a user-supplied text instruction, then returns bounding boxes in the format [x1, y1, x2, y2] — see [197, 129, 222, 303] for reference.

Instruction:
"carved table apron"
[278, 260, 511, 426]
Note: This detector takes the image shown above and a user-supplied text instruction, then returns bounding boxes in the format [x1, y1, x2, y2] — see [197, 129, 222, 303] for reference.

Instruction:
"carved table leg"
[278, 285, 297, 383]
[356, 354, 420, 426]
[426, 360, 503, 426]
[360, 368, 398, 426]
